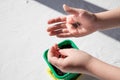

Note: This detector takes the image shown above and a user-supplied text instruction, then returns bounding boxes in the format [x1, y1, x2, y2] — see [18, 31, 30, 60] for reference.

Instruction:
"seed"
[72, 22, 80, 28]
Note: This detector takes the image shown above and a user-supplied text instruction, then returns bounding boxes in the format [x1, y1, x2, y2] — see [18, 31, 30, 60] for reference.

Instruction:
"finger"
[47, 22, 66, 32]
[59, 49, 71, 56]
[54, 44, 59, 50]
[48, 16, 66, 24]
[57, 28, 88, 37]
[63, 4, 79, 15]
[48, 46, 56, 58]
[49, 28, 69, 36]
[48, 46, 65, 68]
[57, 32, 73, 38]
[48, 46, 60, 63]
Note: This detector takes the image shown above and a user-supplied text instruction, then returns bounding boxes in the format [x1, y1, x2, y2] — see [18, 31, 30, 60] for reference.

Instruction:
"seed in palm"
[72, 22, 80, 28]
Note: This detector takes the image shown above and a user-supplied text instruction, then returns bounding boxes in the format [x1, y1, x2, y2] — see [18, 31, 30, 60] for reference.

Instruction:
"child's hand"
[47, 44, 93, 73]
[47, 4, 98, 37]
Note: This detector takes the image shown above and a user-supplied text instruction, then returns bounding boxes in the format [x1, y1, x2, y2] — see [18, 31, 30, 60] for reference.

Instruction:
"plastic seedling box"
[43, 40, 81, 80]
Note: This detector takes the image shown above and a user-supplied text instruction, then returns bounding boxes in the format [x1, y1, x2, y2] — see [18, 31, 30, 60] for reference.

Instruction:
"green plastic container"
[43, 40, 81, 80]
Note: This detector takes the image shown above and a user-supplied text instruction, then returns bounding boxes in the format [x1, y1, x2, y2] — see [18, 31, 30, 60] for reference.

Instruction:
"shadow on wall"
[35, 0, 120, 42]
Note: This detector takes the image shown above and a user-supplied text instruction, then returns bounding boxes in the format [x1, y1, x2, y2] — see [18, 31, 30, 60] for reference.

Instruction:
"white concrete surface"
[0, 0, 120, 80]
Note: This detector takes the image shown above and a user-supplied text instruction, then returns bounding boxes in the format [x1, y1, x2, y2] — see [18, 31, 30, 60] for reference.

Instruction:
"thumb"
[59, 49, 70, 56]
[63, 4, 79, 15]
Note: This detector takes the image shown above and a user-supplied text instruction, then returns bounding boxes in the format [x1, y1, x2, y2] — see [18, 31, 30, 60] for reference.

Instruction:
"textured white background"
[0, 0, 120, 80]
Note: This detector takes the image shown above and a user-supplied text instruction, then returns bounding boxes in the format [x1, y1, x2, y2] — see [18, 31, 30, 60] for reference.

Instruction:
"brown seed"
[72, 22, 80, 28]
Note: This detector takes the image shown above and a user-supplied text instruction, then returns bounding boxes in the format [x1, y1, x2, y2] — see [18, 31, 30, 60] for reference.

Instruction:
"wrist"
[95, 10, 120, 30]
[81, 56, 96, 75]
[84, 56, 120, 80]
[94, 12, 106, 31]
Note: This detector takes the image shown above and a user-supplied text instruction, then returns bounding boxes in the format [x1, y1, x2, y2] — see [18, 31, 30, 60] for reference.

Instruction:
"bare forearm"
[95, 8, 120, 30]
[86, 57, 120, 80]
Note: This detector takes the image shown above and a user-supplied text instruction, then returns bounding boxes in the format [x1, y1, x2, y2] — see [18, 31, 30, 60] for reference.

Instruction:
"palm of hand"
[66, 11, 97, 37]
